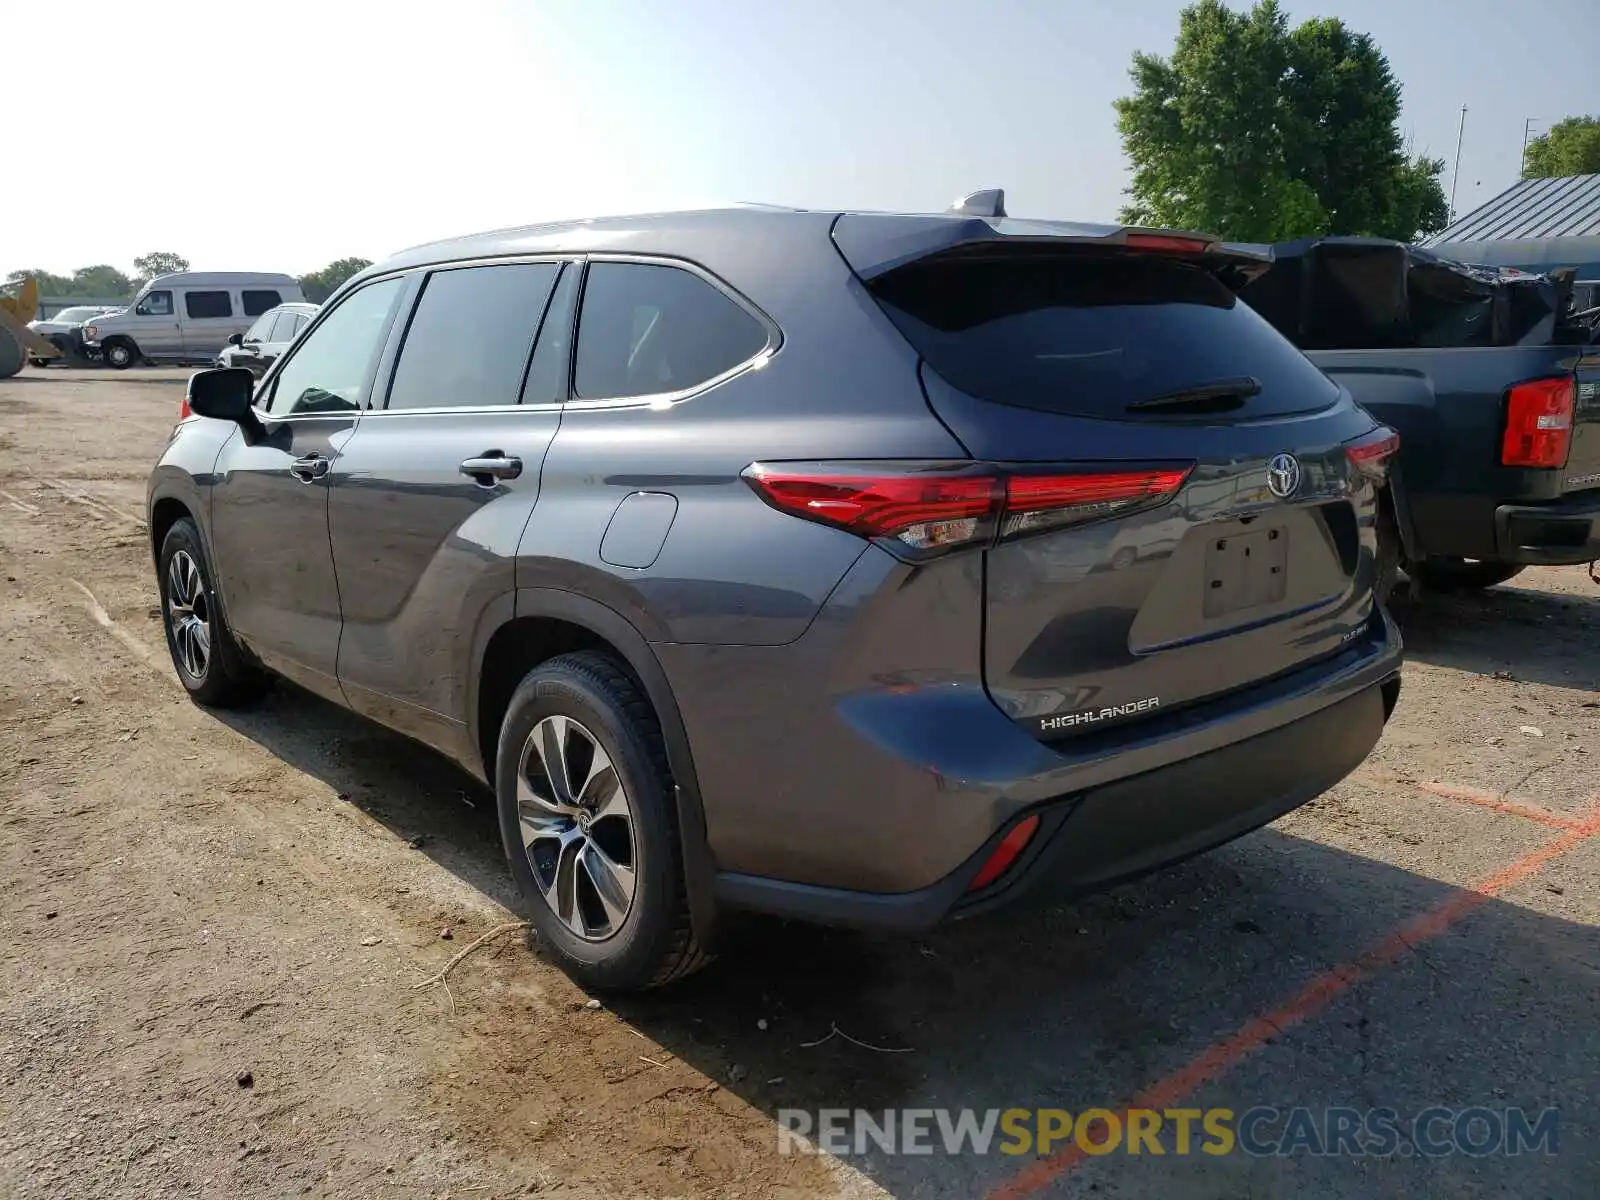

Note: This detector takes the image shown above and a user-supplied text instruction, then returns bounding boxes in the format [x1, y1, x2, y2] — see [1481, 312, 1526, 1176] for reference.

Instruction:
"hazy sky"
[3, 0, 1595, 280]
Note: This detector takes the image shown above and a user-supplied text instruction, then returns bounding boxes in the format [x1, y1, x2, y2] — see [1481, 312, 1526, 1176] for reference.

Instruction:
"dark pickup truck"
[1236, 238, 1600, 594]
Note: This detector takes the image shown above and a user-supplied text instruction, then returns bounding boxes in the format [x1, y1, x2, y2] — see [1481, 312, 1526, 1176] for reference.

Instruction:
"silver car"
[25, 305, 122, 367]
[215, 302, 319, 377]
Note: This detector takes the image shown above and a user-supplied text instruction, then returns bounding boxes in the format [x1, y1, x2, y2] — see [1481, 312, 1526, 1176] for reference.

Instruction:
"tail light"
[742, 461, 1191, 558]
[178, 394, 192, 420]
[1003, 468, 1191, 536]
[1345, 426, 1400, 481]
[1122, 232, 1213, 254]
[1502, 377, 1574, 468]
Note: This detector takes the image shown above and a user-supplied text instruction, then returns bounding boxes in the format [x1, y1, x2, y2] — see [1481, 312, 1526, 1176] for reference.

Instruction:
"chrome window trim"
[259, 252, 781, 422]
[565, 252, 781, 411]
[255, 270, 413, 417]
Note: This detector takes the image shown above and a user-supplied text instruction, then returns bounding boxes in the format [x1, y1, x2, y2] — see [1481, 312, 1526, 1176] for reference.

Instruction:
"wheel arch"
[147, 477, 246, 646]
[475, 588, 720, 945]
[149, 493, 193, 567]
[1383, 464, 1424, 564]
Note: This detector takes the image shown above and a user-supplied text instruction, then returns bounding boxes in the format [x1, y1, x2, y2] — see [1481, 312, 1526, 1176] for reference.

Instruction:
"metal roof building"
[1424, 173, 1600, 277]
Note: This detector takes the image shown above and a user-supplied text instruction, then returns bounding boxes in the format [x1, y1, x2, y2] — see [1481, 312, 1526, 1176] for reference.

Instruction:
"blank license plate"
[1203, 528, 1288, 618]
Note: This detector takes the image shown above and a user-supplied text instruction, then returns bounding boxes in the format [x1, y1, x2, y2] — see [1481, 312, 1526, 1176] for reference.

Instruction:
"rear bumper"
[710, 639, 1401, 933]
[1495, 490, 1600, 564]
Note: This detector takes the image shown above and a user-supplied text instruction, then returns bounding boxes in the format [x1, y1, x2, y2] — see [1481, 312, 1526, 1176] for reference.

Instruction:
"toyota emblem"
[1266, 453, 1301, 499]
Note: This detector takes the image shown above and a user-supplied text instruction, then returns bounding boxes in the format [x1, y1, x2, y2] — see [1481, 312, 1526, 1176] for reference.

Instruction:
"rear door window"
[521, 264, 579, 405]
[868, 253, 1339, 420]
[573, 263, 768, 399]
[185, 290, 233, 319]
[242, 289, 283, 316]
[385, 262, 560, 410]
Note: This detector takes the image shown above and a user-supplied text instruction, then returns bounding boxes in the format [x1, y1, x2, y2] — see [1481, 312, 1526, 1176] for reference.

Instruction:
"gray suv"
[147, 199, 1403, 991]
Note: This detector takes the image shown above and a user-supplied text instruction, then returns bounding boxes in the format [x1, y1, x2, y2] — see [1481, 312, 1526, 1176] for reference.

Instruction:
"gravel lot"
[1, 364, 1596, 1199]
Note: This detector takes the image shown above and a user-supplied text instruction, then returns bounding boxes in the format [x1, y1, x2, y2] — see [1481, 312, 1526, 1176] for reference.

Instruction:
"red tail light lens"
[967, 814, 1041, 892]
[741, 463, 1001, 552]
[1004, 467, 1190, 537]
[1502, 378, 1574, 468]
[1123, 232, 1213, 254]
[179, 394, 192, 420]
[1344, 426, 1400, 480]
[743, 462, 1191, 556]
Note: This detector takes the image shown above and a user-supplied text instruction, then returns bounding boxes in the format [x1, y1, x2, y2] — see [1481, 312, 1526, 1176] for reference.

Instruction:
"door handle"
[459, 453, 522, 485]
[290, 453, 330, 483]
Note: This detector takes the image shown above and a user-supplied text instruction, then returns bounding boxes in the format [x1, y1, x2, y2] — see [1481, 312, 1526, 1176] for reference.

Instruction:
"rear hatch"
[836, 218, 1389, 739]
[1562, 354, 1600, 494]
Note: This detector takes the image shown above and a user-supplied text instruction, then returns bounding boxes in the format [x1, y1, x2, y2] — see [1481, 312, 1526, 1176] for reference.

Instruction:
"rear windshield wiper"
[1125, 376, 1263, 415]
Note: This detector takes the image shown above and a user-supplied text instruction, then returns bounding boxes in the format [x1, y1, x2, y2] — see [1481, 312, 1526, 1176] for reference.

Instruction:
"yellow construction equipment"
[0, 276, 61, 378]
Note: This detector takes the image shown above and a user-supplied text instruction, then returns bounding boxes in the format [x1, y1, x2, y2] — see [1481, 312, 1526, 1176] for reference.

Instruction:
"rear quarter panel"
[516, 222, 969, 647]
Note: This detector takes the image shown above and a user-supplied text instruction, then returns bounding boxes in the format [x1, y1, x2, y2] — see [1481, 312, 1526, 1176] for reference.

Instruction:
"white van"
[83, 272, 305, 368]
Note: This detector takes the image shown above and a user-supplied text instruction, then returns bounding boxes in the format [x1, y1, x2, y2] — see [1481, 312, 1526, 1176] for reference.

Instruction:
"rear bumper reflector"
[966, 813, 1041, 892]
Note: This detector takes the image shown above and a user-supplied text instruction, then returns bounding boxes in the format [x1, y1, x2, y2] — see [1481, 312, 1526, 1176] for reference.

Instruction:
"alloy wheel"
[165, 550, 211, 680]
[516, 715, 638, 941]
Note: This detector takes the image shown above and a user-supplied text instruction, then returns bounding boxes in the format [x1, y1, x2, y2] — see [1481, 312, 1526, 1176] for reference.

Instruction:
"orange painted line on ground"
[1414, 780, 1587, 831]
[987, 809, 1600, 1200]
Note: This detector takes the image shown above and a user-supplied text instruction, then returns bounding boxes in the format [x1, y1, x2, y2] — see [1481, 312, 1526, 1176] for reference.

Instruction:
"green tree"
[1115, 0, 1448, 243]
[5, 268, 74, 295]
[131, 251, 190, 286]
[69, 265, 134, 298]
[1523, 115, 1600, 179]
[297, 257, 372, 304]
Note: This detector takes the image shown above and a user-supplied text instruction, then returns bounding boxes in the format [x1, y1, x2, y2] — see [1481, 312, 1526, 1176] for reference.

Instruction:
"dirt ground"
[1, 364, 1596, 1199]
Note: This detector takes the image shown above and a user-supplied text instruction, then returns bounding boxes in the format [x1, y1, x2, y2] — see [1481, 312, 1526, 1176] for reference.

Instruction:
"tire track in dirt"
[0, 396, 858, 1198]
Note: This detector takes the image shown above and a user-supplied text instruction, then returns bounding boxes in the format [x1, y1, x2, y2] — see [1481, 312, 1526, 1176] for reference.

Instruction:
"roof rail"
[948, 188, 1006, 218]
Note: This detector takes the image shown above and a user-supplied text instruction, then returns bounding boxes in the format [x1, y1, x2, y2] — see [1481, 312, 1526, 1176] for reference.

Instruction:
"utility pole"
[1449, 105, 1467, 223]
[1521, 117, 1542, 178]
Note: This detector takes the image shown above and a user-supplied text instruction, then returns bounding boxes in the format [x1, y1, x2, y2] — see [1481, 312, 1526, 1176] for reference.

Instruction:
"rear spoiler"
[832, 209, 1272, 286]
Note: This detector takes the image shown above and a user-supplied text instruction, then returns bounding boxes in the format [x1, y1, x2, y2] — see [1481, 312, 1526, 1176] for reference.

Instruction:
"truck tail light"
[1501, 377, 1574, 468]
[742, 462, 1191, 557]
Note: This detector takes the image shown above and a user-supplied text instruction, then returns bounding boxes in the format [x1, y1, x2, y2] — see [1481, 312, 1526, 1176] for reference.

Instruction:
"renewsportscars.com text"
[777, 1106, 1559, 1158]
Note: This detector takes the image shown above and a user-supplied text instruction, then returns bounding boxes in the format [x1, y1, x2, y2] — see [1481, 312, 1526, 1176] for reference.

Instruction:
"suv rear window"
[574, 263, 768, 399]
[868, 253, 1339, 420]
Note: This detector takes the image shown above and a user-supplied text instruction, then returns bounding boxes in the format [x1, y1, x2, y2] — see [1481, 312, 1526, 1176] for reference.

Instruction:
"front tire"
[157, 518, 266, 706]
[103, 339, 138, 369]
[495, 651, 708, 992]
[1410, 558, 1525, 593]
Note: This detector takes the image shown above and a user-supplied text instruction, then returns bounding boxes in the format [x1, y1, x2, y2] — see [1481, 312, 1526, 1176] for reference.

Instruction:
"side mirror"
[226, 332, 244, 346]
[187, 367, 258, 425]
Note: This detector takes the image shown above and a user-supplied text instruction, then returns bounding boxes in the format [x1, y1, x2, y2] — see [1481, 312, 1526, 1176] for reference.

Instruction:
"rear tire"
[1373, 492, 1401, 605]
[495, 651, 709, 992]
[157, 518, 267, 706]
[103, 339, 138, 369]
[1411, 558, 1525, 593]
